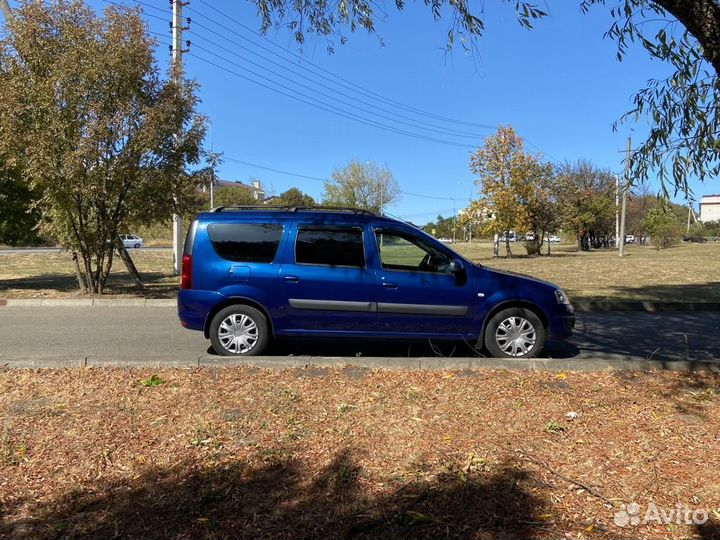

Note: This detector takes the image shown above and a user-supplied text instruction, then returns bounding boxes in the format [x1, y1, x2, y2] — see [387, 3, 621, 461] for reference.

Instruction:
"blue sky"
[91, 0, 704, 222]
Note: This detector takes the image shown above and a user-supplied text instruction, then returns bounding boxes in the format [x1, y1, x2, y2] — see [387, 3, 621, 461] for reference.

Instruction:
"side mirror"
[449, 259, 465, 274]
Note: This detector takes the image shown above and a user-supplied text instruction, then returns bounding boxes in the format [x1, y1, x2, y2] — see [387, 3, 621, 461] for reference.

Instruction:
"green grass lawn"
[1, 242, 718, 302]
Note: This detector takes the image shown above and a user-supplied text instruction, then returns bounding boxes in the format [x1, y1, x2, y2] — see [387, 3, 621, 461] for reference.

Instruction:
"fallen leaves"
[0, 367, 718, 539]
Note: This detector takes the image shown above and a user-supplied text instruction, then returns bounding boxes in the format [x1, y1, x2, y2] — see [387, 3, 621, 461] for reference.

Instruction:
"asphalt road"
[0, 307, 717, 365]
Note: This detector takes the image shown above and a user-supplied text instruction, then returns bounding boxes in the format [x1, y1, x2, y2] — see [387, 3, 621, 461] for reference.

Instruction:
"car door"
[279, 223, 377, 333]
[373, 227, 477, 337]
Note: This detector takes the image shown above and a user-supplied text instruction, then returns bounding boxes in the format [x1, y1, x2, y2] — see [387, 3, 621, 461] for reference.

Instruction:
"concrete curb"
[0, 298, 718, 311]
[2, 355, 718, 371]
[0, 298, 176, 307]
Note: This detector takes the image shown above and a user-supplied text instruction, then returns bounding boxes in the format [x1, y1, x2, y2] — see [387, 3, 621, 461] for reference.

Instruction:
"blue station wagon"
[178, 206, 575, 358]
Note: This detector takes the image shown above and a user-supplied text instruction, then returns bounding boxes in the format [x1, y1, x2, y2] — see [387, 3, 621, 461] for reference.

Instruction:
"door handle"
[284, 275, 300, 283]
[382, 282, 398, 289]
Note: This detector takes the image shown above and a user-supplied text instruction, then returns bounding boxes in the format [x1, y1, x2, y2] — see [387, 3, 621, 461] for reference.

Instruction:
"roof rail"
[210, 205, 376, 216]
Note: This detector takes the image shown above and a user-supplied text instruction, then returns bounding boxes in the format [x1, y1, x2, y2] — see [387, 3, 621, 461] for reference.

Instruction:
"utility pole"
[615, 174, 620, 248]
[450, 198, 456, 244]
[619, 137, 631, 257]
[171, 0, 190, 275]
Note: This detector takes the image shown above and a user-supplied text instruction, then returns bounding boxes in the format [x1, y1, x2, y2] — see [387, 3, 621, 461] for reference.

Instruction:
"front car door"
[279, 223, 377, 334]
[372, 227, 478, 338]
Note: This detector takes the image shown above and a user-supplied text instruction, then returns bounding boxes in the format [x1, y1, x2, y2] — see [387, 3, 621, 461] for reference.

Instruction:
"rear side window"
[183, 220, 198, 256]
[295, 227, 365, 268]
[207, 223, 283, 262]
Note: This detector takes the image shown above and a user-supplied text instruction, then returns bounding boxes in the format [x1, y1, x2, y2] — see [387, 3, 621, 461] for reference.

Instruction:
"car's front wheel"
[209, 305, 269, 356]
[483, 307, 545, 358]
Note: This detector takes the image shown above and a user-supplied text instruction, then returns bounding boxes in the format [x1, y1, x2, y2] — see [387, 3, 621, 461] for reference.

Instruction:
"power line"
[191, 38, 479, 143]
[189, 51, 474, 148]
[191, 0, 498, 130]
[222, 156, 471, 202]
[106, 0, 563, 163]
[188, 21, 487, 139]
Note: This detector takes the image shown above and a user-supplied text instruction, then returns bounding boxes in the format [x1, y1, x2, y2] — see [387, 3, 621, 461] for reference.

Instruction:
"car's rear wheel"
[483, 307, 545, 358]
[133, 243, 141, 249]
[209, 305, 269, 356]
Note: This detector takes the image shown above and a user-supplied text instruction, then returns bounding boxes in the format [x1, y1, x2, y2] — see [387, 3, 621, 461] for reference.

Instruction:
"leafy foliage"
[140, 374, 165, 387]
[580, 0, 720, 196]
[322, 159, 400, 212]
[643, 206, 683, 249]
[212, 185, 259, 207]
[0, 160, 44, 245]
[470, 126, 554, 257]
[244, 0, 546, 54]
[0, 0, 205, 292]
[273, 187, 316, 206]
[423, 214, 457, 239]
[555, 161, 616, 250]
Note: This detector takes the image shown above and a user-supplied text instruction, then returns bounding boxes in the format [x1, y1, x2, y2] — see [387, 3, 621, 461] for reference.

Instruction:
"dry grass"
[1, 242, 719, 302]
[1, 367, 719, 539]
[0, 251, 178, 298]
[454, 242, 720, 303]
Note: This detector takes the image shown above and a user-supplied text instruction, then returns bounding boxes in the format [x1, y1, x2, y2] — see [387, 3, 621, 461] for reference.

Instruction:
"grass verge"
[1, 242, 719, 302]
[1, 367, 718, 539]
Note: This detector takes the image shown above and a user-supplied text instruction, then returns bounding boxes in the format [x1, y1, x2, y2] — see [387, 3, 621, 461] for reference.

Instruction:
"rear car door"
[373, 227, 476, 337]
[279, 223, 377, 333]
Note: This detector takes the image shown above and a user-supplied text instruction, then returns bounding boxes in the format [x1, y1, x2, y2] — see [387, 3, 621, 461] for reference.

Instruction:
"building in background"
[700, 195, 720, 222]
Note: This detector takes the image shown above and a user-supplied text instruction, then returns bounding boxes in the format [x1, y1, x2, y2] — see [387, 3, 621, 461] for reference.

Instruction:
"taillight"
[181, 254, 192, 289]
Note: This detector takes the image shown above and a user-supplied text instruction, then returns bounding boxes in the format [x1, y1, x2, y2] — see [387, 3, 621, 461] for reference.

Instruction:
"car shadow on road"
[206, 338, 580, 359]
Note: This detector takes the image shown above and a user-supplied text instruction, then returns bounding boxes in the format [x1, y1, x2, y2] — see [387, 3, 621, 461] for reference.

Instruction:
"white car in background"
[120, 234, 144, 249]
[545, 235, 561, 243]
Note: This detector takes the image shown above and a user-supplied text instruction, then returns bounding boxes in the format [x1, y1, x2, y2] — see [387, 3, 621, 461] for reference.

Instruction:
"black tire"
[483, 307, 545, 358]
[209, 305, 269, 356]
[133, 243, 141, 249]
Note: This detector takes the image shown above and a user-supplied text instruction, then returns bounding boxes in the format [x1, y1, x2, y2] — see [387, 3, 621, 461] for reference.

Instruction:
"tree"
[643, 207, 683, 249]
[423, 214, 458, 239]
[0, 1, 205, 293]
[274, 187, 316, 207]
[322, 160, 400, 213]
[212, 184, 258, 207]
[555, 161, 616, 251]
[470, 126, 552, 258]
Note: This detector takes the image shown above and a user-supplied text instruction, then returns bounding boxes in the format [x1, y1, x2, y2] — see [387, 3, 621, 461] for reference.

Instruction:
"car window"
[375, 229, 451, 274]
[208, 223, 284, 263]
[295, 226, 364, 268]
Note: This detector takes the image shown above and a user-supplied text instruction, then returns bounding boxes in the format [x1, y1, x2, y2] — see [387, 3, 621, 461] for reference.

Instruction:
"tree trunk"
[71, 251, 87, 293]
[654, 0, 720, 75]
[114, 238, 146, 290]
[505, 230, 512, 258]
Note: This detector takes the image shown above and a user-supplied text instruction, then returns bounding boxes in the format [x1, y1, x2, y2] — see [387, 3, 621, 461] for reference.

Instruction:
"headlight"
[555, 289, 570, 305]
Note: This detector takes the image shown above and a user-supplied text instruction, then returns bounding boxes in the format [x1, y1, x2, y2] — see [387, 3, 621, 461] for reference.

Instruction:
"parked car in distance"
[437, 237, 453, 244]
[498, 231, 516, 242]
[546, 235, 561, 243]
[525, 232, 535, 242]
[120, 234, 144, 249]
[178, 206, 575, 358]
[624, 234, 635, 244]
